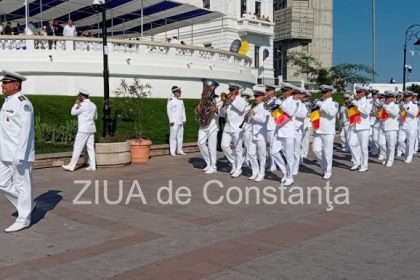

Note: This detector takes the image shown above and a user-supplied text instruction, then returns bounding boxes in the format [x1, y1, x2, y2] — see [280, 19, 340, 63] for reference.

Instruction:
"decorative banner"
[239, 40, 250, 56]
[347, 105, 361, 126]
[272, 107, 291, 127]
[263, 49, 269, 60]
[377, 108, 389, 121]
[310, 106, 320, 130]
[401, 109, 407, 123]
[229, 39, 241, 53]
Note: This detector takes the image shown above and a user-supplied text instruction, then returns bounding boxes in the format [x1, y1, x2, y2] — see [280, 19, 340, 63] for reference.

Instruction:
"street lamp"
[276, 49, 283, 84]
[93, 0, 112, 137]
[402, 24, 420, 91]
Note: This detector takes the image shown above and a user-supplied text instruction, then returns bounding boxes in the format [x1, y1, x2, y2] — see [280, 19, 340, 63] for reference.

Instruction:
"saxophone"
[195, 78, 219, 127]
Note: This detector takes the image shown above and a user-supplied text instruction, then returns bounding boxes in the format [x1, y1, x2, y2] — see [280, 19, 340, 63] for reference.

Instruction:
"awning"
[1, 0, 223, 37]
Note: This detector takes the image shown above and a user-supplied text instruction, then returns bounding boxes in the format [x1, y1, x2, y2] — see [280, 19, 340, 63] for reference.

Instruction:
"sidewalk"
[0, 145, 419, 279]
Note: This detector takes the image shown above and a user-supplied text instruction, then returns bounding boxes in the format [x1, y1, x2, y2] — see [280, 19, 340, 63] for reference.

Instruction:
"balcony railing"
[237, 18, 274, 36]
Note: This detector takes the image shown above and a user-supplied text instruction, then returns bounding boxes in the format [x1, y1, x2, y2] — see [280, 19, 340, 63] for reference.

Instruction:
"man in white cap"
[312, 85, 338, 180]
[292, 87, 309, 176]
[247, 89, 271, 181]
[238, 88, 253, 169]
[399, 91, 418, 163]
[0, 70, 36, 232]
[167, 86, 186, 156]
[220, 82, 247, 178]
[270, 82, 298, 186]
[62, 89, 97, 171]
[339, 93, 352, 152]
[348, 86, 372, 172]
[301, 90, 312, 159]
[264, 85, 278, 172]
[379, 91, 400, 167]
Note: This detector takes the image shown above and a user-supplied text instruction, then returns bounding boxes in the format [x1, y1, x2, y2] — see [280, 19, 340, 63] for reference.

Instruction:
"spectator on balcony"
[13, 23, 23, 35]
[25, 22, 37, 36]
[46, 20, 56, 36]
[55, 20, 64, 36]
[63, 19, 77, 37]
[4, 22, 12, 35]
[0, 23, 3, 34]
[171, 36, 181, 44]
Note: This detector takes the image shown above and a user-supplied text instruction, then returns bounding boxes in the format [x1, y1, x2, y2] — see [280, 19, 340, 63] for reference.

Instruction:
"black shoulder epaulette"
[18, 96, 26, 102]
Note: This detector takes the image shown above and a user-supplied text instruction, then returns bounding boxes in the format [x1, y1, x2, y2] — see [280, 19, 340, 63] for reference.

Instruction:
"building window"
[254, 46, 260, 68]
[255, 1, 261, 18]
[274, 0, 287, 11]
[241, 0, 247, 16]
[203, 0, 210, 9]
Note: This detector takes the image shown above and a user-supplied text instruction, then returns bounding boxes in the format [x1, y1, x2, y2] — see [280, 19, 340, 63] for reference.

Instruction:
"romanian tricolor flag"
[347, 105, 361, 126]
[417, 107, 420, 118]
[401, 109, 407, 123]
[272, 107, 291, 127]
[377, 108, 389, 121]
[310, 106, 320, 130]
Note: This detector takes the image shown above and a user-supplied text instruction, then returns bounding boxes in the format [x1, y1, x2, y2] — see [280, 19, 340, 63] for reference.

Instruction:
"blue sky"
[334, 0, 420, 83]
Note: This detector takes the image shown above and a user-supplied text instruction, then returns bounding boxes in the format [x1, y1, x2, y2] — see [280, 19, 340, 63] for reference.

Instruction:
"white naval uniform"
[339, 105, 350, 152]
[248, 103, 270, 178]
[312, 97, 338, 177]
[369, 104, 379, 155]
[198, 97, 222, 170]
[240, 103, 252, 168]
[266, 98, 277, 170]
[293, 100, 308, 175]
[381, 102, 400, 166]
[400, 101, 418, 162]
[349, 97, 372, 170]
[67, 99, 97, 170]
[167, 97, 186, 155]
[221, 95, 247, 172]
[271, 96, 297, 180]
[0, 92, 35, 225]
[301, 102, 312, 159]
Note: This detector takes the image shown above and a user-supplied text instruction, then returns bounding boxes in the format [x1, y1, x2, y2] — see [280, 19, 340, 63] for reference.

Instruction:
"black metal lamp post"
[403, 24, 420, 91]
[93, 0, 112, 137]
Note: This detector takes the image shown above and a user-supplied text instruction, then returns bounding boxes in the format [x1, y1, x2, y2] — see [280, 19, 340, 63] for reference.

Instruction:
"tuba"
[195, 78, 219, 127]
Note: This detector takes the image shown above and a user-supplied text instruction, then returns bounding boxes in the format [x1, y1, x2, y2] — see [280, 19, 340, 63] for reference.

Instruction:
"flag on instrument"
[347, 105, 361, 126]
[417, 107, 420, 118]
[401, 109, 407, 123]
[310, 106, 320, 130]
[377, 108, 389, 121]
[272, 108, 291, 127]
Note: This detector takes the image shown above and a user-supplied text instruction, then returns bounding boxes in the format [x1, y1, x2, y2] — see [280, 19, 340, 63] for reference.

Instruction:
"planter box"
[95, 141, 131, 166]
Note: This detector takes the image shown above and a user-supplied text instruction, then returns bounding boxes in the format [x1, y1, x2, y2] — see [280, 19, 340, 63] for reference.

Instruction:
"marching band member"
[369, 89, 380, 156]
[167, 86, 186, 156]
[264, 85, 278, 172]
[292, 87, 308, 176]
[270, 82, 298, 186]
[339, 93, 352, 153]
[413, 93, 420, 152]
[349, 86, 372, 172]
[196, 82, 222, 174]
[312, 85, 338, 180]
[220, 83, 248, 178]
[379, 91, 400, 167]
[239, 89, 253, 169]
[247, 89, 271, 181]
[301, 91, 312, 160]
[375, 93, 387, 161]
[399, 91, 418, 163]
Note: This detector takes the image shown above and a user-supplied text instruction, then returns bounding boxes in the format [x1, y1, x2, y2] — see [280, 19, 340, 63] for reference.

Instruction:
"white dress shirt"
[316, 97, 338, 135]
[381, 102, 400, 131]
[352, 97, 372, 131]
[0, 92, 35, 162]
[223, 95, 247, 133]
[167, 97, 186, 125]
[71, 99, 97, 133]
[63, 24, 77, 37]
[249, 103, 270, 141]
[401, 101, 418, 130]
[275, 96, 297, 138]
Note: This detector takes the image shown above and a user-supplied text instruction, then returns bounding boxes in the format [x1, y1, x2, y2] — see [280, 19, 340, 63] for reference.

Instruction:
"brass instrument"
[220, 92, 234, 107]
[396, 93, 404, 104]
[195, 78, 219, 127]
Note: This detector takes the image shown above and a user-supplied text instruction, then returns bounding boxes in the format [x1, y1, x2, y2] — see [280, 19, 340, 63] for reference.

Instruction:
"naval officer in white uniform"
[62, 89, 97, 171]
[167, 86, 186, 156]
[0, 70, 36, 233]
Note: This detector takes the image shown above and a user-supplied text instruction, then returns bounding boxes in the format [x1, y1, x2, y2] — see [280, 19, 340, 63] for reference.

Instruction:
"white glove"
[351, 100, 358, 106]
[315, 100, 322, 107]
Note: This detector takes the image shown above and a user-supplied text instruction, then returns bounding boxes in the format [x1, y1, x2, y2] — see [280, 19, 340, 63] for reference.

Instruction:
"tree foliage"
[407, 84, 420, 94]
[286, 52, 375, 91]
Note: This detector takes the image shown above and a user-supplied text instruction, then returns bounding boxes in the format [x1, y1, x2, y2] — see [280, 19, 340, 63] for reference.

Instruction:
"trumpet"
[220, 92, 234, 107]
[239, 103, 257, 129]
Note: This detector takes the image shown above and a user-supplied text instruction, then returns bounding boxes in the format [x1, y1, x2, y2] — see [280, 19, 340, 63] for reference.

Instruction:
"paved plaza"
[0, 143, 419, 280]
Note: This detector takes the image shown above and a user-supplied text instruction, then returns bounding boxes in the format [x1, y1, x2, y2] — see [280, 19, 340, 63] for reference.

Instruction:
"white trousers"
[271, 137, 294, 180]
[385, 130, 398, 165]
[68, 132, 96, 170]
[404, 129, 417, 161]
[240, 127, 253, 168]
[293, 129, 304, 174]
[169, 124, 184, 155]
[266, 130, 275, 169]
[301, 126, 312, 159]
[0, 161, 34, 224]
[221, 131, 243, 171]
[340, 126, 350, 151]
[248, 139, 267, 177]
[349, 129, 370, 169]
[370, 126, 380, 155]
[397, 129, 406, 156]
[198, 126, 218, 169]
[377, 128, 387, 159]
[312, 134, 335, 175]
